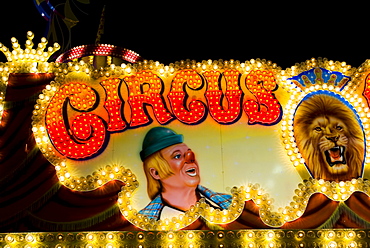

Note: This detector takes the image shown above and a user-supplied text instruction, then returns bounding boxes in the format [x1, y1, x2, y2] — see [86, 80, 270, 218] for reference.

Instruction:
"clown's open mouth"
[325, 146, 346, 167]
[185, 168, 197, 177]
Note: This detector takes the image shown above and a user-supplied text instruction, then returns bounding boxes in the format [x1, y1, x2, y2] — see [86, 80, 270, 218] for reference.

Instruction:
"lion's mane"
[294, 94, 364, 181]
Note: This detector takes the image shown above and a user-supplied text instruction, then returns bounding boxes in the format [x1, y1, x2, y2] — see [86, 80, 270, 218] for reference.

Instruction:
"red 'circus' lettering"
[45, 69, 282, 159]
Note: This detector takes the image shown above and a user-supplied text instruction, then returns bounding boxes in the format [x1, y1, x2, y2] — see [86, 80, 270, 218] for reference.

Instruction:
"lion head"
[294, 94, 365, 182]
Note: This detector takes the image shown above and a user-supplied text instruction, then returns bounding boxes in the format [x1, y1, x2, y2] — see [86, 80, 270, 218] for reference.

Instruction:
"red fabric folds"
[282, 193, 339, 229]
[0, 73, 60, 230]
[223, 200, 271, 229]
[0, 74, 130, 232]
[345, 191, 370, 222]
[28, 180, 127, 231]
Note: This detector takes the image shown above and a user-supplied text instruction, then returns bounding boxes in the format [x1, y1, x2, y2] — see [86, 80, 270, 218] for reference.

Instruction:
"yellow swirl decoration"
[117, 171, 369, 230]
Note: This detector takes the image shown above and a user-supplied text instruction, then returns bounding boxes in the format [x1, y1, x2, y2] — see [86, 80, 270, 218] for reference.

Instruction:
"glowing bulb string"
[55, 44, 142, 64]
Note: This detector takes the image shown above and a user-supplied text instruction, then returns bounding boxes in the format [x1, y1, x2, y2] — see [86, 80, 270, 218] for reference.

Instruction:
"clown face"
[159, 143, 200, 190]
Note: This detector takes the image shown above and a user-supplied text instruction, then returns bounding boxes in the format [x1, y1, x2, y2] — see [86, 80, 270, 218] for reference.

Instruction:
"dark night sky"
[1, 1, 369, 69]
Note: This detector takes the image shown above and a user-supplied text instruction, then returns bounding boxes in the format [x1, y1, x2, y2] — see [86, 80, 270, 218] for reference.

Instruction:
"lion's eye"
[314, 127, 322, 132]
[336, 125, 343, 131]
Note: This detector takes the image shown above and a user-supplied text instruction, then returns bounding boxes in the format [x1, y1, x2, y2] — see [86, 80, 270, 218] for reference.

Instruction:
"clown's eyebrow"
[171, 149, 181, 156]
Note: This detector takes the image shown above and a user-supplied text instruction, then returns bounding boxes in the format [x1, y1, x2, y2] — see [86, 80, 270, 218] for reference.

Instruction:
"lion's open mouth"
[325, 146, 346, 167]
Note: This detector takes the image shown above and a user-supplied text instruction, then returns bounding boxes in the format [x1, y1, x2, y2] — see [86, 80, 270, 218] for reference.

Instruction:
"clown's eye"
[314, 127, 322, 132]
[174, 154, 181, 159]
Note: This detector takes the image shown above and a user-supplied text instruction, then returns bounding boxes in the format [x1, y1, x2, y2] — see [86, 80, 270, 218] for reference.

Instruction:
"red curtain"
[0, 74, 134, 231]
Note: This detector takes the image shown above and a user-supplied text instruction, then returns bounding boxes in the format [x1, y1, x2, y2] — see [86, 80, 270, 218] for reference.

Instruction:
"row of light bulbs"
[1, 230, 364, 248]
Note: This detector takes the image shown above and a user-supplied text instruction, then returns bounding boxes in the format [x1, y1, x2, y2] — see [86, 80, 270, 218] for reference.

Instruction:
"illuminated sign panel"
[3, 32, 370, 232]
[29, 57, 370, 230]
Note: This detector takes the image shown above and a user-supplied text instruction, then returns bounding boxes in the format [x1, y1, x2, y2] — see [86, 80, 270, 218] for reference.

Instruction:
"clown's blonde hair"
[143, 151, 174, 200]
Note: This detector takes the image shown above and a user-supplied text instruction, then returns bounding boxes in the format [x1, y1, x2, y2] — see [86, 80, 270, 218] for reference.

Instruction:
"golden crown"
[288, 67, 351, 91]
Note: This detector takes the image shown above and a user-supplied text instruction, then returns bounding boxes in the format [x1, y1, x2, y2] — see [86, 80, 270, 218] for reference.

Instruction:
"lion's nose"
[326, 136, 339, 142]
[185, 150, 195, 163]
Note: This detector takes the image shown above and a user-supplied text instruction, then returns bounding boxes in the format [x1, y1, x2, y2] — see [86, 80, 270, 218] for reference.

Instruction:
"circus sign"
[22, 36, 370, 230]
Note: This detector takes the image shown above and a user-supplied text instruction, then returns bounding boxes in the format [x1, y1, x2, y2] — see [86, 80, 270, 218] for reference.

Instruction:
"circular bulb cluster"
[0, 31, 59, 73]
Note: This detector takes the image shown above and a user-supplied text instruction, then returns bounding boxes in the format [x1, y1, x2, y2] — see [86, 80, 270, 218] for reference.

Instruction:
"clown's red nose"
[185, 150, 195, 163]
